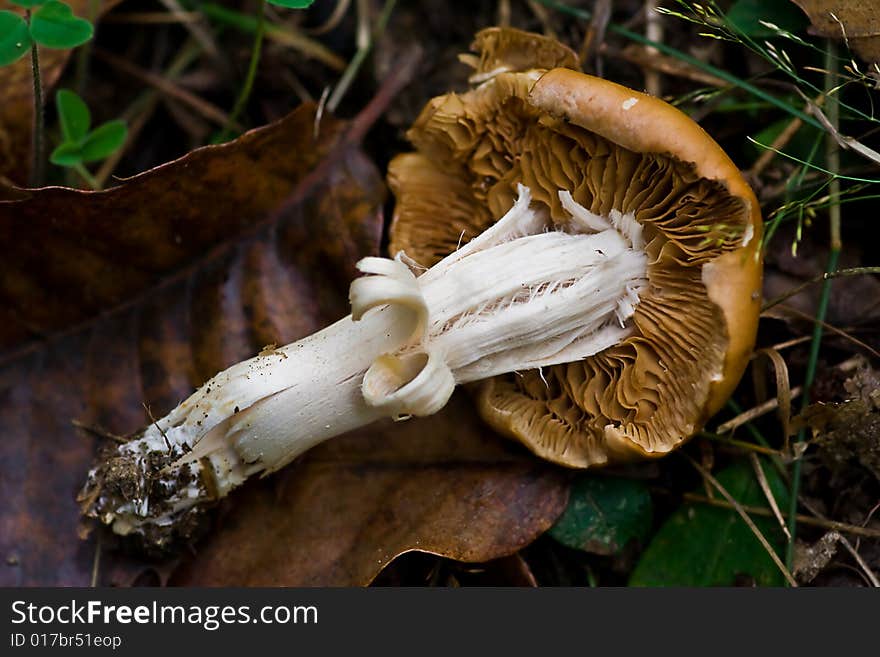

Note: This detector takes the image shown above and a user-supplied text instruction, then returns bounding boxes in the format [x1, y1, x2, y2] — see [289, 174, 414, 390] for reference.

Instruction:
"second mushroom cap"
[388, 27, 763, 468]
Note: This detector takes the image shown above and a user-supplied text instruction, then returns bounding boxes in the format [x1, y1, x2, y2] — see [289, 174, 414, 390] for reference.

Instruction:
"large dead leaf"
[790, 1, 880, 64]
[170, 393, 567, 587]
[0, 103, 568, 586]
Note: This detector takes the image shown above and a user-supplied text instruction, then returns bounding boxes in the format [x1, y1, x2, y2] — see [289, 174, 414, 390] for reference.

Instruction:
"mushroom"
[389, 27, 762, 467]
[79, 28, 762, 554]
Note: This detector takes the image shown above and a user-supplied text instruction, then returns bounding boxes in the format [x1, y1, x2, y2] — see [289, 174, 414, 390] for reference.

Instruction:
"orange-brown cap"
[388, 28, 762, 468]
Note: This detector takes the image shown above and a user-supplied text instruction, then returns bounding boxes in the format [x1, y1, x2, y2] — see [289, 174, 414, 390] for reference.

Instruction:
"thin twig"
[762, 266, 880, 312]
[305, 0, 351, 35]
[71, 419, 127, 444]
[700, 431, 783, 457]
[608, 43, 728, 87]
[681, 493, 880, 540]
[199, 2, 346, 71]
[837, 534, 880, 587]
[749, 453, 791, 539]
[644, 0, 662, 96]
[716, 387, 802, 435]
[497, 0, 511, 27]
[773, 304, 880, 360]
[326, 0, 397, 113]
[101, 11, 202, 24]
[93, 47, 241, 130]
[157, 0, 220, 60]
[685, 455, 798, 586]
[94, 43, 203, 188]
[527, 0, 557, 39]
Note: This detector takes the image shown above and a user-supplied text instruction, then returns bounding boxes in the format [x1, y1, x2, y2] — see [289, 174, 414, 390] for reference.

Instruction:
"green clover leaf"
[266, 0, 315, 9]
[29, 0, 93, 49]
[79, 120, 127, 162]
[56, 88, 91, 142]
[8, 0, 47, 8]
[0, 11, 32, 65]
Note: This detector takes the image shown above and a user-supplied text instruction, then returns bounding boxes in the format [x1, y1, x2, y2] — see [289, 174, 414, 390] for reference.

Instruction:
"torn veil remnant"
[79, 27, 763, 555]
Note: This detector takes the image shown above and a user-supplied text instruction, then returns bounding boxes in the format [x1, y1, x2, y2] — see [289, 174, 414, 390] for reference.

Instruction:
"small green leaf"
[0, 11, 32, 66]
[49, 141, 82, 167]
[79, 120, 127, 162]
[629, 459, 791, 587]
[29, 0, 93, 49]
[548, 475, 653, 555]
[56, 89, 91, 142]
[266, 0, 315, 9]
[8, 0, 47, 8]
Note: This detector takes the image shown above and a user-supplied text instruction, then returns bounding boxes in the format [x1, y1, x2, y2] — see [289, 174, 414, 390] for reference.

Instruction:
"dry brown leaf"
[0, 103, 568, 586]
[790, 0, 880, 65]
[169, 393, 566, 587]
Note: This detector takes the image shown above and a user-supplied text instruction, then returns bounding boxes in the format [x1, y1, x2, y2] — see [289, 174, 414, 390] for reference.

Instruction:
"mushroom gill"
[388, 28, 762, 468]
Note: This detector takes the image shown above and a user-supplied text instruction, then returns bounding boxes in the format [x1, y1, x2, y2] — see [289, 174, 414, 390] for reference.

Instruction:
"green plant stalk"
[29, 11, 45, 187]
[326, 0, 396, 113]
[74, 162, 100, 190]
[220, 0, 267, 141]
[784, 41, 842, 576]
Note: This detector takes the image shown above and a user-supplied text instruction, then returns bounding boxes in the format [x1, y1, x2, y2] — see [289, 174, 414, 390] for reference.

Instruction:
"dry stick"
[681, 494, 880, 540]
[102, 11, 202, 24]
[198, 2, 345, 71]
[762, 266, 880, 312]
[306, 0, 351, 35]
[837, 534, 880, 588]
[749, 453, 791, 539]
[326, 0, 396, 113]
[700, 431, 783, 457]
[607, 43, 727, 88]
[766, 334, 813, 353]
[497, 0, 511, 27]
[773, 303, 880, 360]
[684, 455, 799, 587]
[750, 116, 803, 180]
[71, 419, 127, 444]
[94, 44, 203, 188]
[157, 0, 221, 60]
[527, 0, 557, 39]
[643, 0, 662, 97]
[579, 0, 611, 71]
[747, 95, 822, 181]
[716, 388, 802, 435]
[92, 47, 241, 130]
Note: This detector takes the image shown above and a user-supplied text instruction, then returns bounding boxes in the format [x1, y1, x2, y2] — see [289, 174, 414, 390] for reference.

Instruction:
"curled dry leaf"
[0, 103, 568, 585]
[790, 0, 880, 65]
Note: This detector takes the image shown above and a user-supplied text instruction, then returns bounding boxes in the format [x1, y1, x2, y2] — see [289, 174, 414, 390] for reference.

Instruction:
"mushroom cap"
[388, 28, 762, 468]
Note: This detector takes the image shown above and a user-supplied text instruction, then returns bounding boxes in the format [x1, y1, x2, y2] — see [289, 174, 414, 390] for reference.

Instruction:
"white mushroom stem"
[84, 185, 649, 541]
